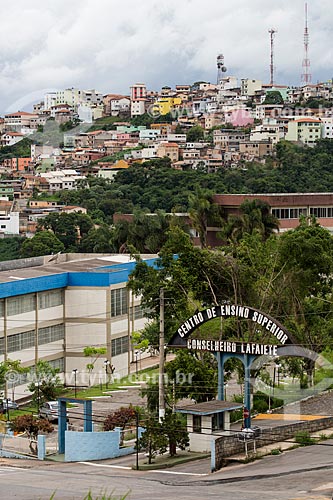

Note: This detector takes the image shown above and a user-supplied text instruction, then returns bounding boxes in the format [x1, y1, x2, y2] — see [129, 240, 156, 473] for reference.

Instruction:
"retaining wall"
[212, 416, 333, 471]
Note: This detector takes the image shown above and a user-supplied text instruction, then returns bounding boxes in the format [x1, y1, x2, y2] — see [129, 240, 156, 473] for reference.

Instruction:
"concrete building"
[239, 140, 273, 158]
[211, 193, 333, 239]
[1, 157, 33, 172]
[285, 117, 322, 145]
[4, 112, 39, 133]
[214, 129, 249, 151]
[0, 132, 25, 147]
[241, 79, 262, 97]
[39, 170, 86, 194]
[130, 83, 148, 117]
[157, 142, 179, 162]
[321, 117, 333, 139]
[103, 94, 130, 116]
[152, 97, 182, 116]
[0, 254, 156, 401]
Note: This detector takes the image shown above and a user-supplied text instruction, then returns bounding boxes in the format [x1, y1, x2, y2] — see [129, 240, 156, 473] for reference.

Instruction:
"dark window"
[193, 415, 202, 433]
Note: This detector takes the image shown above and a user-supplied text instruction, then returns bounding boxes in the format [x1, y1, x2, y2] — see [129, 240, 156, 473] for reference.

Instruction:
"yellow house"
[152, 97, 182, 116]
[97, 159, 129, 179]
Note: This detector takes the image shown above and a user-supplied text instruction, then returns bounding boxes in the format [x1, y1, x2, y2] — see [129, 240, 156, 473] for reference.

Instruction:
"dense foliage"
[34, 141, 333, 224]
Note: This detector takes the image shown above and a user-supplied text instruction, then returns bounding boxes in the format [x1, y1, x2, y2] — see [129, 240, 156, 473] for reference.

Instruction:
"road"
[0, 441, 333, 499]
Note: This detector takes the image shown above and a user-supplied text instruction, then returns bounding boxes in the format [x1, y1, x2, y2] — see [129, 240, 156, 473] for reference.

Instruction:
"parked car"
[1, 399, 19, 410]
[39, 401, 59, 421]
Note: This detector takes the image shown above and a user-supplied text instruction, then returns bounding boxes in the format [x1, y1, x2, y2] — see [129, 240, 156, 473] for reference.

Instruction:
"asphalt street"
[0, 440, 333, 500]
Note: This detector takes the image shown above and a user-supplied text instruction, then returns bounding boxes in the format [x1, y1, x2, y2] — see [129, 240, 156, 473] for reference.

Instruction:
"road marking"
[79, 462, 132, 470]
[0, 466, 25, 473]
[313, 482, 333, 491]
[148, 470, 208, 476]
[78, 462, 208, 476]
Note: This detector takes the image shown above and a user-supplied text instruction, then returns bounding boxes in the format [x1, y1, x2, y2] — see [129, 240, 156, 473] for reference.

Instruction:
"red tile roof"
[294, 118, 321, 123]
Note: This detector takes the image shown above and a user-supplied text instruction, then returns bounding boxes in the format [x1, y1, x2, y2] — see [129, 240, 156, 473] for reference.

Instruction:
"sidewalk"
[129, 352, 174, 374]
[225, 425, 333, 463]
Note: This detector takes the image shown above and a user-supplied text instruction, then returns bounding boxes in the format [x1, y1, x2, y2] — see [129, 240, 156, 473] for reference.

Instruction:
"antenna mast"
[269, 28, 277, 85]
[301, 2, 311, 84]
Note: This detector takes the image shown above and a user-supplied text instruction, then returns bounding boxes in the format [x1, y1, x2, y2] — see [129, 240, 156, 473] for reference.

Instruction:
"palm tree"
[220, 199, 279, 243]
[188, 188, 222, 248]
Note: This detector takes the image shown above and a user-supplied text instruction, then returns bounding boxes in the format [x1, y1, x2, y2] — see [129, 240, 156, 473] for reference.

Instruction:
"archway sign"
[168, 304, 296, 429]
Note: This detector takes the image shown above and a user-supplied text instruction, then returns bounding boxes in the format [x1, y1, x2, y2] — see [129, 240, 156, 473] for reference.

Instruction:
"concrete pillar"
[37, 435, 46, 460]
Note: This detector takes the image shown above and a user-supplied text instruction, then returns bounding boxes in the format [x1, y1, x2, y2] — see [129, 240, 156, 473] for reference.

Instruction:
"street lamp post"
[72, 369, 78, 398]
[104, 360, 110, 389]
[5, 398, 9, 422]
[134, 351, 139, 377]
[276, 364, 281, 387]
[35, 382, 41, 413]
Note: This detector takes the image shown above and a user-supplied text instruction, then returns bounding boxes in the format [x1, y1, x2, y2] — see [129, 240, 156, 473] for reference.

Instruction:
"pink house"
[225, 109, 254, 127]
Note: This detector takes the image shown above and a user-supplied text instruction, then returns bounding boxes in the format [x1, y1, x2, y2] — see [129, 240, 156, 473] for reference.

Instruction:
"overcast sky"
[0, 0, 332, 114]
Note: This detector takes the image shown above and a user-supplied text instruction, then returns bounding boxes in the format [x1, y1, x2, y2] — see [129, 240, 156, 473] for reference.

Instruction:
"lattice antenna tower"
[269, 28, 277, 85]
[301, 2, 312, 84]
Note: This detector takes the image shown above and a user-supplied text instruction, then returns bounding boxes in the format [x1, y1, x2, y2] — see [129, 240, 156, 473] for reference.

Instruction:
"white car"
[1, 399, 19, 410]
[39, 401, 59, 421]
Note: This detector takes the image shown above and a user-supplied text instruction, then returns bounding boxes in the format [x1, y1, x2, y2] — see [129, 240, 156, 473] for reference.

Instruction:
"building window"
[38, 323, 65, 345]
[193, 415, 202, 433]
[38, 289, 63, 309]
[310, 207, 329, 218]
[48, 357, 65, 372]
[7, 294, 35, 316]
[7, 330, 35, 353]
[212, 413, 224, 431]
[134, 304, 149, 320]
[111, 288, 128, 317]
[111, 336, 129, 356]
[272, 207, 307, 219]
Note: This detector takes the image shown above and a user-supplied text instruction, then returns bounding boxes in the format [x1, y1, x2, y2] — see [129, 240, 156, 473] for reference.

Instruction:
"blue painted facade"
[0, 257, 159, 299]
[64, 429, 134, 462]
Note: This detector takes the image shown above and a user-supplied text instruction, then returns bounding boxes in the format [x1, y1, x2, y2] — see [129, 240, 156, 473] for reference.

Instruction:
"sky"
[0, 0, 332, 114]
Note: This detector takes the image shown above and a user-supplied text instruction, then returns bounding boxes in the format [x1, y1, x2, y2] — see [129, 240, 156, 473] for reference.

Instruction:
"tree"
[0, 237, 24, 261]
[37, 212, 94, 251]
[137, 414, 167, 464]
[221, 199, 279, 243]
[0, 359, 28, 401]
[186, 125, 205, 142]
[9, 414, 53, 453]
[162, 412, 189, 456]
[263, 91, 284, 105]
[80, 226, 116, 253]
[27, 361, 63, 407]
[20, 231, 65, 258]
[188, 188, 223, 248]
[104, 406, 136, 431]
[166, 350, 218, 403]
[104, 406, 137, 445]
[138, 411, 188, 461]
[83, 346, 107, 386]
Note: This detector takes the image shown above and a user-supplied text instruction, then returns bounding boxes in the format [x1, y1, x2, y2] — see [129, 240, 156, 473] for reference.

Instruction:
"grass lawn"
[9, 365, 158, 417]
[65, 366, 159, 399]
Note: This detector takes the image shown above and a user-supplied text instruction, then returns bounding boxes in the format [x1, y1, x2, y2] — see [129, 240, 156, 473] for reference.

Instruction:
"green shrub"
[270, 448, 281, 455]
[294, 431, 315, 446]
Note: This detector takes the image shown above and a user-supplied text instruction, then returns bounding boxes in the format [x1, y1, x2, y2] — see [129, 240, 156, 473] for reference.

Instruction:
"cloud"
[0, 0, 332, 114]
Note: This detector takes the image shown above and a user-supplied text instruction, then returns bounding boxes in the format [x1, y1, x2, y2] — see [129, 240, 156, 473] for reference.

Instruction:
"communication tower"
[268, 28, 277, 86]
[217, 54, 227, 84]
[301, 3, 311, 84]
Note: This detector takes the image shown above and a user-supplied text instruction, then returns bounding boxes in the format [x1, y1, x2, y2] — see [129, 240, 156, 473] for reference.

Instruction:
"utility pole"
[158, 288, 165, 422]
